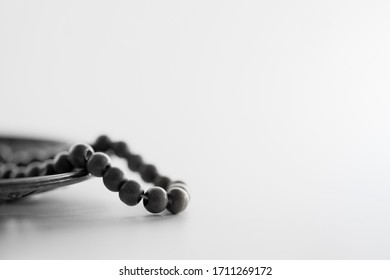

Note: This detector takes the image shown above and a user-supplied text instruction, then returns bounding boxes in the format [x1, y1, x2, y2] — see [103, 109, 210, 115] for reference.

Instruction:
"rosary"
[0, 135, 189, 215]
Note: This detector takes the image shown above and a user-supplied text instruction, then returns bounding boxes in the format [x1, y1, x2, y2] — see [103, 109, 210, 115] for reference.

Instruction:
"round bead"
[143, 187, 168, 214]
[30, 150, 47, 163]
[119, 180, 144, 206]
[103, 166, 126, 192]
[53, 151, 74, 174]
[168, 180, 187, 190]
[93, 135, 112, 152]
[153, 175, 171, 190]
[170, 180, 185, 185]
[0, 164, 6, 178]
[25, 162, 42, 177]
[86, 152, 111, 177]
[140, 164, 158, 183]
[0, 144, 12, 162]
[112, 141, 130, 158]
[167, 187, 190, 214]
[1, 163, 17, 179]
[40, 159, 55, 176]
[12, 151, 30, 165]
[167, 181, 190, 199]
[127, 154, 143, 171]
[68, 143, 94, 168]
[10, 167, 26, 178]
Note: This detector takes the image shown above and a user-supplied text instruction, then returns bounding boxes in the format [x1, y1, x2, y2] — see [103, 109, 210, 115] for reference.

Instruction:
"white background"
[1, 0, 390, 259]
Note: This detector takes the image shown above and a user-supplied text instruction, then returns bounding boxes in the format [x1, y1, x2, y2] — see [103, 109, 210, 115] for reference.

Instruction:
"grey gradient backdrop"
[1, 0, 390, 259]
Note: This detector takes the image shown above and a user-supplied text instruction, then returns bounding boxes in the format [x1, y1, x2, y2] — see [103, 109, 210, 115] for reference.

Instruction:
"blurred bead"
[31, 150, 48, 162]
[93, 135, 111, 152]
[40, 159, 55, 176]
[168, 181, 190, 199]
[143, 187, 168, 214]
[112, 141, 130, 158]
[68, 143, 94, 168]
[171, 180, 185, 185]
[127, 154, 143, 171]
[10, 167, 26, 178]
[0, 164, 5, 178]
[168, 180, 187, 190]
[1, 163, 17, 179]
[140, 164, 158, 183]
[13, 151, 31, 165]
[167, 187, 190, 214]
[0, 144, 12, 162]
[53, 151, 74, 174]
[153, 175, 171, 190]
[103, 166, 126, 192]
[25, 162, 42, 177]
[119, 180, 144, 206]
[87, 152, 111, 177]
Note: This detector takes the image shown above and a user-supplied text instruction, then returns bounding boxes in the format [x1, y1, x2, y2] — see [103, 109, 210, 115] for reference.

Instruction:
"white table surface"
[1, 0, 390, 259]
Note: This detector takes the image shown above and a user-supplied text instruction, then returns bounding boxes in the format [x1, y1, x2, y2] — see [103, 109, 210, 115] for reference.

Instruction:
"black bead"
[170, 180, 185, 185]
[10, 167, 26, 179]
[168, 180, 187, 190]
[167, 187, 190, 214]
[167, 181, 190, 199]
[103, 166, 126, 192]
[53, 151, 74, 174]
[86, 152, 111, 177]
[40, 159, 55, 176]
[93, 135, 112, 152]
[153, 175, 171, 190]
[119, 180, 144, 206]
[127, 154, 143, 172]
[112, 141, 130, 158]
[140, 164, 158, 183]
[25, 162, 42, 177]
[12, 151, 30, 165]
[68, 143, 94, 168]
[1, 163, 17, 179]
[143, 187, 168, 214]
[0, 144, 12, 162]
[0, 164, 6, 178]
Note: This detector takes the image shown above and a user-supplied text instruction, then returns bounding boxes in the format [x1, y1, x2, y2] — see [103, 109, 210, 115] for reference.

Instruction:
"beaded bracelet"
[0, 135, 190, 215]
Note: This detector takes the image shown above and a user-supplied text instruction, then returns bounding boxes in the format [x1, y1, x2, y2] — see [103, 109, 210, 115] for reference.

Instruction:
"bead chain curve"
[0, 135, 190, 214]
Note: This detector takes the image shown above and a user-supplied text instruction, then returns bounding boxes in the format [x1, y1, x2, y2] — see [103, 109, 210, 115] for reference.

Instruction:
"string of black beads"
[91, 135, 190, 214]
[0, 136, 190, 214]
[0, 159, 56, 179]
[93, 135, 172, 189]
